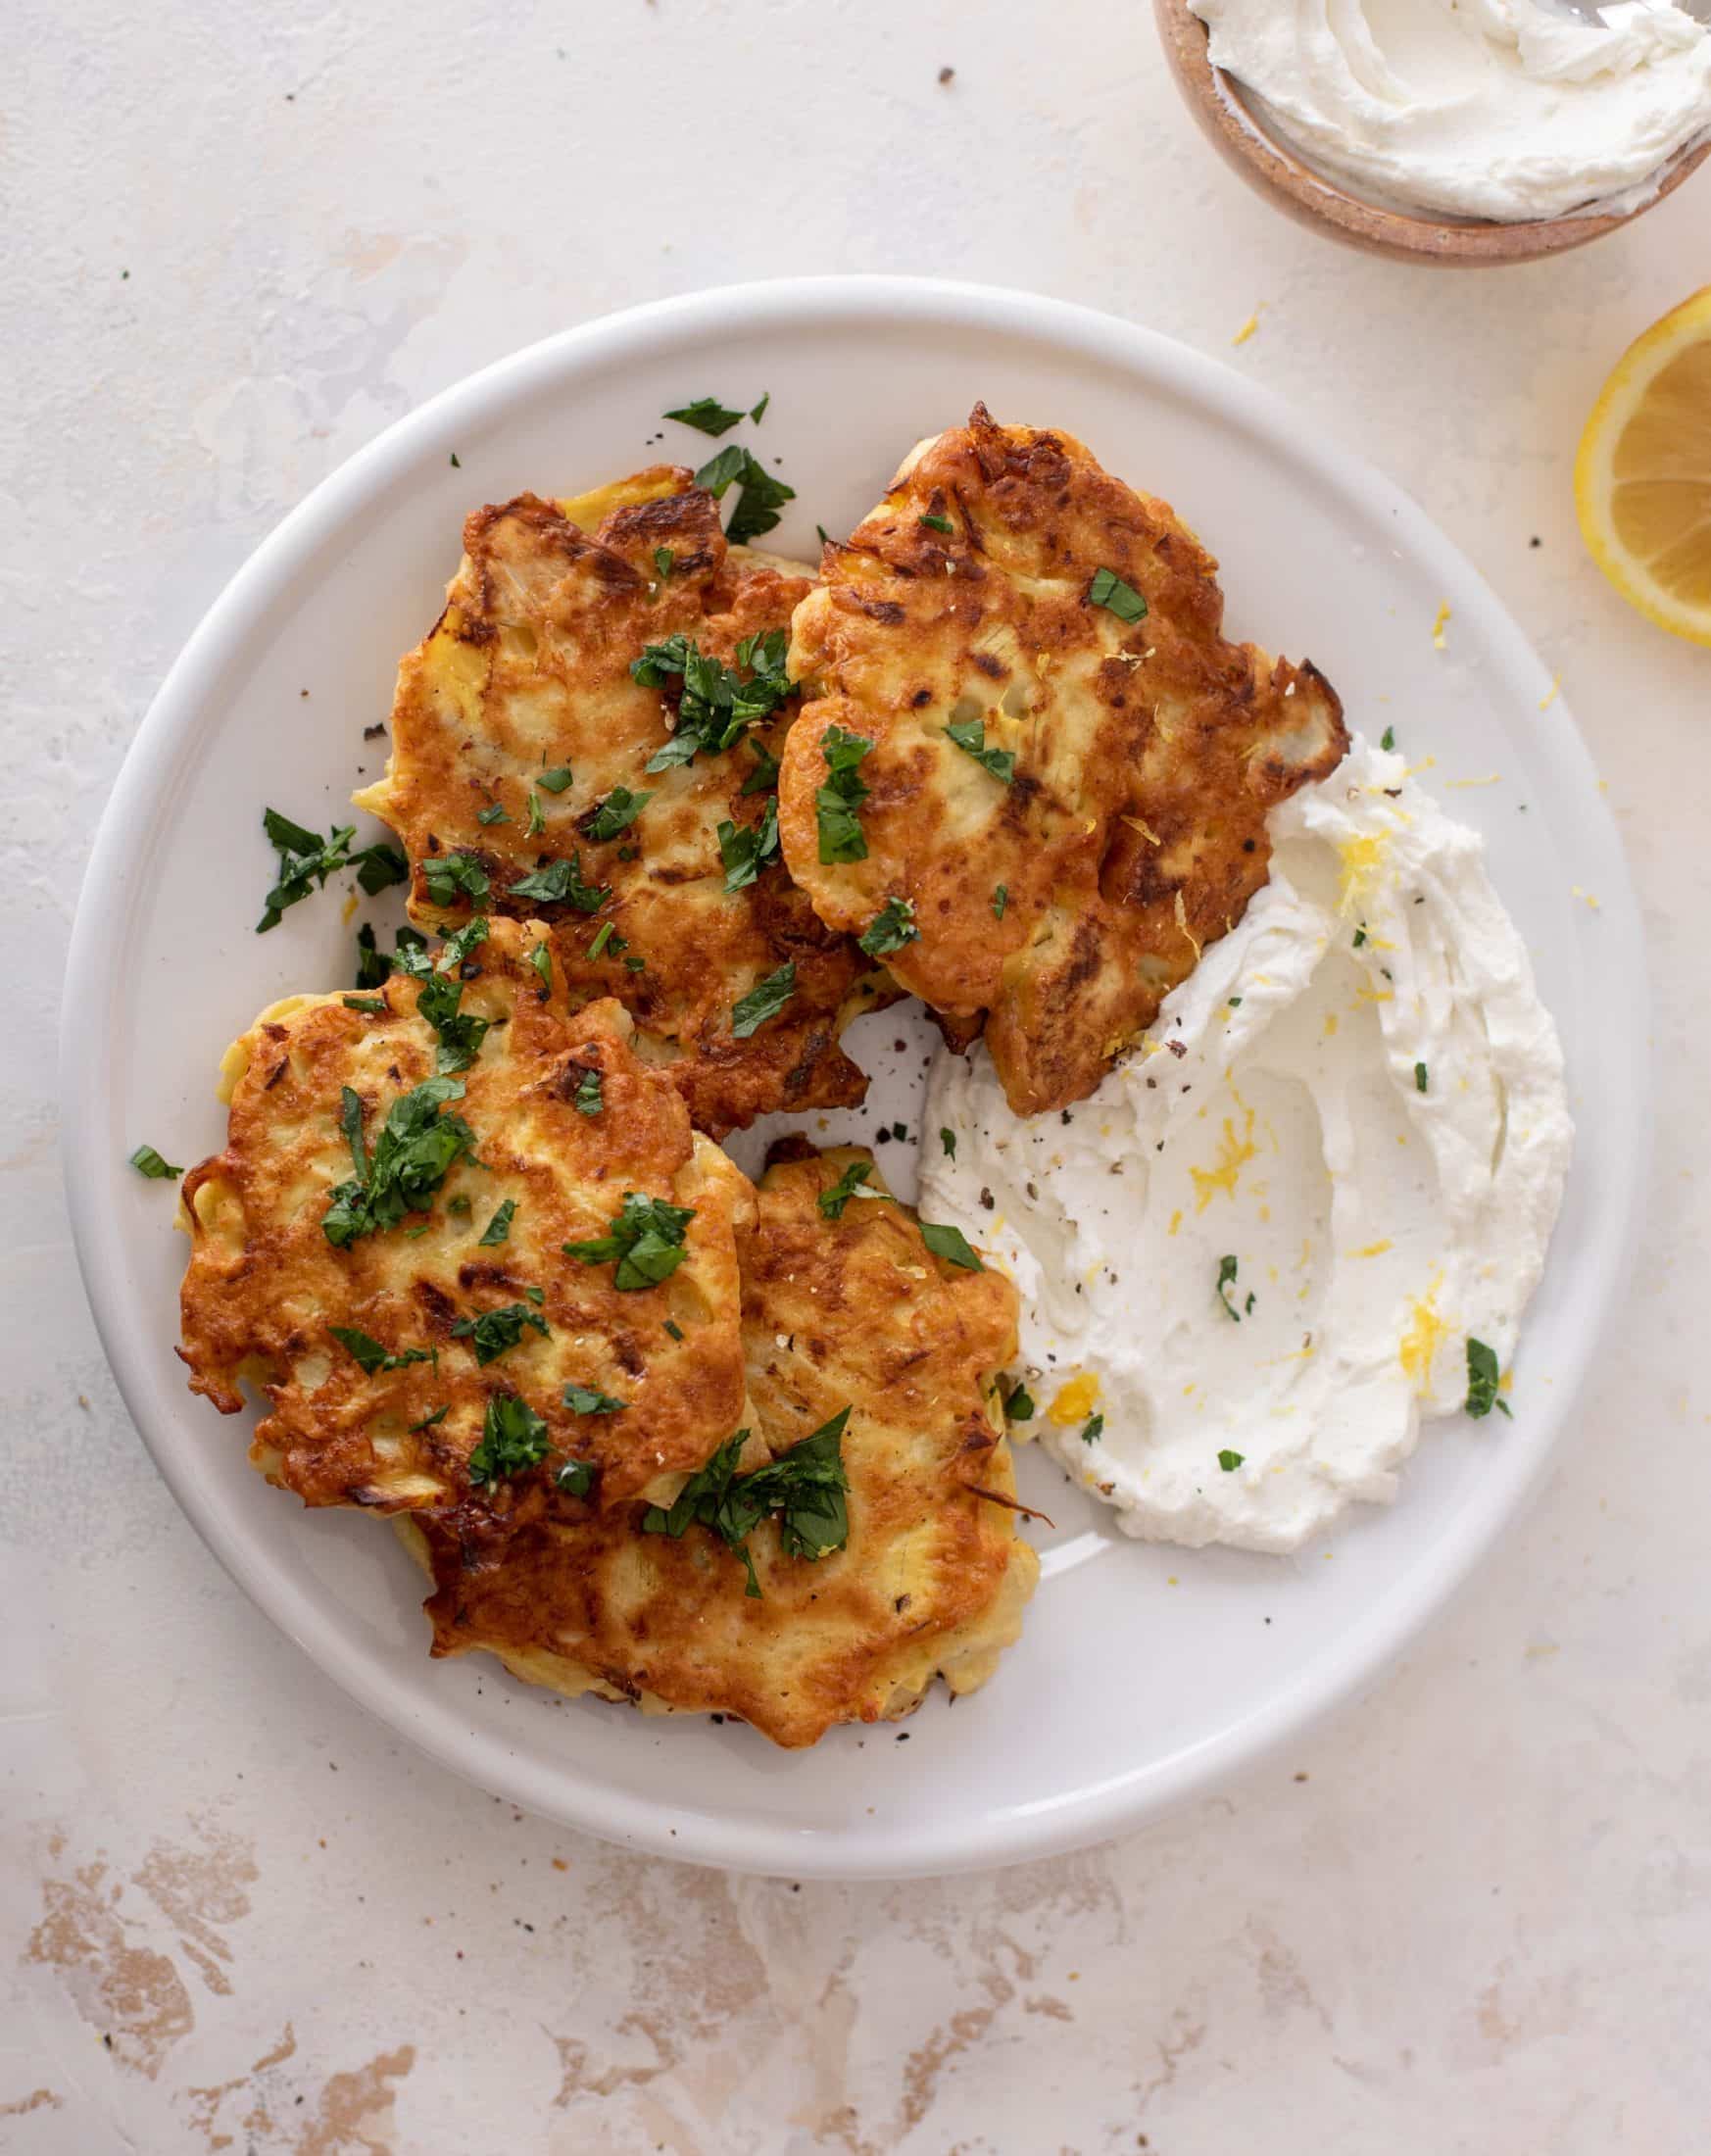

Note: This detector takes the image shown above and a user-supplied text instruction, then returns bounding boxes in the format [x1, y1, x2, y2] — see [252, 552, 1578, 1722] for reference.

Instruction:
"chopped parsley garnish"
[693, 444, 796, 545]
[1381, 726, 1396, 753]
[407, 1404, 448, 1434]
[563, 1191, 696, 1291]
[562, 1382, 627, 1415]
[256, 808, 407, 932]
[588, 920, 616, 959]
[529, 941, 552, 991]
[476, 802, 509, 827]
[535, 766, 575, 795]
[415, 968, 490, 1075]
[421, 851, 491, 909]
[731, 962, 797, 1039]
[814, 726, 873, 863]
[1082, 1413, 1104, 1445]
[663, 1318, 684, 1341]
[583, 787, 652, 842]
[992, 884, 1008, 919]
[342, 994, 388, 1014]
[857, 894, 918, 956]
[1088, 566, 1149, 623]
[919, 512, 953, 534]
[355, 922, 388, 990]
[573, 1067, 604, 1116]
[509, 853, 610, 911]
[1217, 1253, 1243, 1322]
[1217, 1448, 1245, 1472]
[526, 790, 546, 836]
[750, 392, 769, 423]
[1352, 925, 1368, 949]
[556, 1458, 598, 1498]
[451, 1301, 550, 1366]
[436, 916, 490, 975]
[449, 451, 461, 467]
[741, 739, 781, 797]
[940, 1127, 955, 1158]
[477, 1199, 516, 1246]
[129, 1144, 183, 1180]
[717, 800, 780, 892]
[1004, 1382, 1036, 1422]
[818, 1158, 892, 1221]
[654, 546, 675, 581]
[641, 1408, 852, 1597]
[1415, 1061, 1429, 1093]
[1465, 1338, 1512, 1420]
[665, 396, 745, 437]
[623, 954, 646, 972]
[321, 1076, 479, 1249]
[633, 630, 793, 771]
[521, 1285, 545, 1304]
[920, 1221, 983, 1271]
[945, 714, 1015, 785]
[466, 1393, 551, 1485]
[326, 1325, 433, 1376]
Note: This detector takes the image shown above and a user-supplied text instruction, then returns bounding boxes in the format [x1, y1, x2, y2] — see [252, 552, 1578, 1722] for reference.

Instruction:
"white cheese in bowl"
[1189, 0, 1711, 222]
[921, 735, 1572, 1554]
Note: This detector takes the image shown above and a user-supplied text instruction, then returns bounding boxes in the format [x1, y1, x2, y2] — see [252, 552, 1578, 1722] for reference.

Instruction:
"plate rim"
[60, 274, 1650, 1878]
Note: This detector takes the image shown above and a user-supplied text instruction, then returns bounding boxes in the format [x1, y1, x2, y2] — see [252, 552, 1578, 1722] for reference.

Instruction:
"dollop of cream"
[921, 736, 1572, 1554]
[1190, 0, 1711, 221]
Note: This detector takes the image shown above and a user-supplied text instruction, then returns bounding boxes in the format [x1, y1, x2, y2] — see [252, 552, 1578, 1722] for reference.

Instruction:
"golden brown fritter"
[177, 919, 753, 1516]
[403, 1146, 1039, 1747]
[354, 468, 891, 1140]
[779, 406, 1349, 1116]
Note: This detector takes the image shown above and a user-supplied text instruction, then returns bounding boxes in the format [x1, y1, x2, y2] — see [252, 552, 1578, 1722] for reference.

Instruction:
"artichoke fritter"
[354, 468, 889, 1139]
[779, 405, 1349, 1116]
[177, 920, 753, 1515]
[402, 1146, 1039, 1747]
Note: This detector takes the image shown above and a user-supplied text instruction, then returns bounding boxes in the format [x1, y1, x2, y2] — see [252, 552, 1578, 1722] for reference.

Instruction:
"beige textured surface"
[5, 1, 1710, 2148]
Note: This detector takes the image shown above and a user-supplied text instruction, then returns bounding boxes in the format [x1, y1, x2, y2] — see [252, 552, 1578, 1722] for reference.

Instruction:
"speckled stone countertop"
[6, 5, 1709, 2149]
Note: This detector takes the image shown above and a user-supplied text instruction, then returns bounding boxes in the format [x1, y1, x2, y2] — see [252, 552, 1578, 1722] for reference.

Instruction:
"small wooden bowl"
[1155, 0, 1711, 266]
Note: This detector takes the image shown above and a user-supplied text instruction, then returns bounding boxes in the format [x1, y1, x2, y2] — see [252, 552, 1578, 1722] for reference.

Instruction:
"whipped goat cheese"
[921, 736, 1572, 1553]
[1190, 0, 1711, 222]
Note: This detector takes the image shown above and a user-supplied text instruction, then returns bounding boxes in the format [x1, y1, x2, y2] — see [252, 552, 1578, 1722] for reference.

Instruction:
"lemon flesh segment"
[1577, 287, 1711, 649]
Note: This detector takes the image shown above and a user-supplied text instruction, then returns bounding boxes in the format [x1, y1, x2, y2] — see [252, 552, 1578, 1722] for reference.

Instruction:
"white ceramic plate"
[62, 278, 1645, 1880]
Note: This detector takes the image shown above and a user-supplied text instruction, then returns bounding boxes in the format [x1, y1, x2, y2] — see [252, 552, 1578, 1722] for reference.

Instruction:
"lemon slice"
[1576, 286, 1711, 649]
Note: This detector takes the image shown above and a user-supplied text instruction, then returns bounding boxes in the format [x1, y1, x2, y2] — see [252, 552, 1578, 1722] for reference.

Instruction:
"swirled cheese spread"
[921, 736, 1572, 1553]
[1190, 0, 1711, 222]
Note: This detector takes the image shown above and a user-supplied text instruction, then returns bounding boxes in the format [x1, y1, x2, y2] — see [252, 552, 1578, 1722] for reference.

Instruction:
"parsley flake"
[342, 995, 387, 1014]
[919, 512, 953, 534]
[451, 1301, 550, 1366]
[509, 853, 610, 911]
[326, 1325, 433, 1376]
[717, 799, 780, 892]
[1082, 1413, 1104, 1445]
[562, 1382, 627, 1415]
[920, 1221, 983, 1271]
[421, 851, 491, 909]
[467, 1393, 551, 1485]
[556, 1458, 598, 1498]
[477, 1199, 516, 1247]
[563, 1191, 696, 1292]
[1217, 1253, 1244, 1322]
[1218, 1448, 1245, 1472]
[129, 1144, 183, 1180]
[633, 630, 792, 772]
[1465, 1338, 1512, 1420]
[815, 726, 873, 862]
[665, 396, 745, 437]
[1415, 1061, 1429, 1094]
[1381, 726, 1396, 752]
[945, 714, 1015, 785]
[529, 941, 553, 991]
[858, 895, 918, 956]
[1088, 566, 1149, 623]
[818, 1158, 892, 1221]
[992, 884, 1008, 919]
[257, 808, 406, 932]
[583, 787, 652, 842]
[476, 802, 509, 827]
[731, 962, 797, 1038]
[1004, 1382, 1036, 1422]
[940, 1127, 955, 1159]
[573, 1067, 604, 1116]
[641, 1408, 852, 1597]
[693, 444, 796, 545]
[535, 766, 575, 794]
[654, 546, 675, 581]
[322, 1077, 478, 1249]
